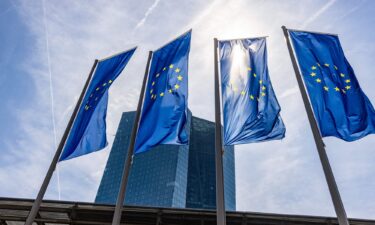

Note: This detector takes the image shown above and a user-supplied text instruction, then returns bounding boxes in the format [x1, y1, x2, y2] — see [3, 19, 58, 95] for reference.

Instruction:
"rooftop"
[0, 198, 374, 225]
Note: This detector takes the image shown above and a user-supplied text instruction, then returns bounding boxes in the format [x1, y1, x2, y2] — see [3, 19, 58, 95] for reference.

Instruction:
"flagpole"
[213, 38, 227, 225]
[25, 59, 99, 225]
[111, 51, 153, 225]
[281, 26, 350, 225]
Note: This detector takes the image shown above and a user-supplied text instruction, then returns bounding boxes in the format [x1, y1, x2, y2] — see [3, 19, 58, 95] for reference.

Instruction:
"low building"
[0, 198, 373, 225]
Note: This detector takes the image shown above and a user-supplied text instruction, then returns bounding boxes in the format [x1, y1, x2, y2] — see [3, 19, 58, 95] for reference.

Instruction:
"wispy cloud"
[185, 0, 223, 30]
[279, 85, 298, 99]
[134, 0, 161, 30]
[300, 0, 337, 29]
[334, 0, 367, 22]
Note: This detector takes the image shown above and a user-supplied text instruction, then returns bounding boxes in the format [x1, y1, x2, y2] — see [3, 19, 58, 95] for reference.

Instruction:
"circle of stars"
[229, 66, 267, 102]
[149, 64, 184, 101]
[308, 62, 351, 95]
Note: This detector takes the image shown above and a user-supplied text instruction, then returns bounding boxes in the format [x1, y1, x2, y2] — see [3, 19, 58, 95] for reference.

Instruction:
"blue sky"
[1, 0, 375, 220]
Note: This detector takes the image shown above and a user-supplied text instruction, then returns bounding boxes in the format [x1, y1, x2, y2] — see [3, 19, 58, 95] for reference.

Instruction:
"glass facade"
[95, 111, 235, 210]
[186, 117, 235, 210]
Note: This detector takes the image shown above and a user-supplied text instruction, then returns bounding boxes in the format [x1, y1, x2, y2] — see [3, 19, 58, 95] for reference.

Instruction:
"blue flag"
[289, 30, 375, 141]
[134, 31, 191, 153]
[219, 38, 285, 145]
[59, 48, 136, 161]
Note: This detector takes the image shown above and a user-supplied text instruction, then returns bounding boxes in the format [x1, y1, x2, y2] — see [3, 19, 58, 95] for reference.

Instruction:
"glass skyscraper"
[95, 111, 235, 211]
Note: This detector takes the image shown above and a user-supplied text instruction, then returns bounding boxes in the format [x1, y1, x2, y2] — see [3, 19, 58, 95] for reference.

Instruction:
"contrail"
[186, 0, 223, 29]
[0, 0, 18, 15]
[0, 5, 13, 15]
[336, 0, 367, 21]
[42, 0, 61, 200]
[300, 0, 337, 29]
[134, 0, 161, 30]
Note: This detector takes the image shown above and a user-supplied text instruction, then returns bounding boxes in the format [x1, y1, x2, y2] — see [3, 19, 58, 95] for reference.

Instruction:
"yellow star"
[345, 79, 351, 83]
[259, 80, 263, 84]
[150, 89, 153, 94]
[340, 73, 345, 77]
[316, 78, 321, 83]
[312, 66, 317, 70]
[174, 84, 180, 89]
[342, 89, 346, 94]
[169, 64, 174, 69]
[168, 89, 173, 93]
[261, 92, 266, 96]
[250, 95, 254, 100]
[160, 92, 164, 97]
[163, 67, 166, 71]
[175, 68, 180, 73]
[262, 86, 266, 91]
[310, 72, 316, 77]
[324, 63, 329, 67]
[84, 105, 90, 111]
[156, 73, 160, 78]
[253, 73, 257, 78]
[153, 95, 157, 100]
[152, 81, 155, 86]
[96, 87, 100, 91]
[334, 65, 338, 70]
[108, 80, 113, 84]
[317, 63, 321, 67]
[241, 90, 245, 96]
[177, 75, 183, 81]
[324, 86, 329, 91]
[247, 67, 252, 71]
[102, 83, 107, 86]
[345, 85, 351, 90]
[151, 94, 154, 99]
[335, 87, 340, 91]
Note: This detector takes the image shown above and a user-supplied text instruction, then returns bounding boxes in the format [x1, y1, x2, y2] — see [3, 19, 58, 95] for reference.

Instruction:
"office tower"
[95, 111, 235, 210]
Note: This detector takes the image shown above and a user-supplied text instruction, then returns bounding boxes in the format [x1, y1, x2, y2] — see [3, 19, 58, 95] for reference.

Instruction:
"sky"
[0, 0, 375, 220]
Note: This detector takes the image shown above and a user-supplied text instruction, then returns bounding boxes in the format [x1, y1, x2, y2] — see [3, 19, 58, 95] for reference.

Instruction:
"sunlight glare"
[229, 43, 249, 86]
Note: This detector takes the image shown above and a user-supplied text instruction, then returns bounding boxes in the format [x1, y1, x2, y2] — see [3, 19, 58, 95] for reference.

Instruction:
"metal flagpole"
[25, 60, 99, 225]
[281, 26, 350, 225]
[213, 38, 227, 225]
[111, 51, 153, 225]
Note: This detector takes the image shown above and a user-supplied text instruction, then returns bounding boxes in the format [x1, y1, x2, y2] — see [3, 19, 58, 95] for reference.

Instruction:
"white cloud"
[279, 85, 299, 99]
[134, 0, 161, 30]
[300, 0, 337, 29]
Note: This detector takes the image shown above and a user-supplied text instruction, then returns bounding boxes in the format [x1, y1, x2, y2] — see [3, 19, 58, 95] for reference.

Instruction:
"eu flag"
[134, 31, 191, 153]
[219, 38, 285, 145]
[289, 30, 375, 141]
[59, 48, 136, 161]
